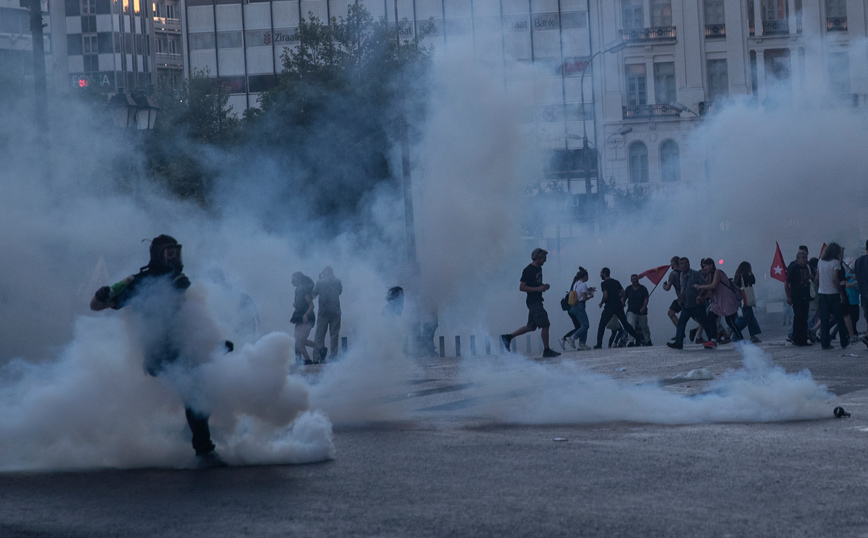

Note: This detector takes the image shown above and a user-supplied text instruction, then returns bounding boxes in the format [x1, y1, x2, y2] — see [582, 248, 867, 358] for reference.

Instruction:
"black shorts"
[526, 302, 550, 330]
[669, 299, 682, 314]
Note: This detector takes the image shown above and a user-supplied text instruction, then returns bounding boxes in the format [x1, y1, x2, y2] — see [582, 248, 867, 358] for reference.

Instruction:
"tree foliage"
[250, 4, 432, 229]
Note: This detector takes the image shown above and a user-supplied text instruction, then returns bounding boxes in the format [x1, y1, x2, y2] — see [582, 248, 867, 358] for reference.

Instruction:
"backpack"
[560, 291, 570, 311]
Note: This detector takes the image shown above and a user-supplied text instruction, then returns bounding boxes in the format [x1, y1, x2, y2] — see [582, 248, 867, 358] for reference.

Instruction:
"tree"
[250, 4, 432, 230]
[146, 70, 240, 202]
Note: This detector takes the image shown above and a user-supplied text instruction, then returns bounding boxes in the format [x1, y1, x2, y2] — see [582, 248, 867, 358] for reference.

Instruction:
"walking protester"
[560, 267, 594, 351]
[844, 264, 860, 342]
[817, 242, 849, 350]
[808, 257, 820, 342]
[694, 258, 743, 343]
[733, 261, 762, 344]
[90, 235, 228, 468]
[667, 258, 719, 350]
[291, 272, 326, 364]
[606, 316, 626, 348]
[501, 248, 560, 358]
[832, 259, 857, 344]
[313, 266, 342, 362]
[786, 246, 810, 343]
[594, 268, 644, 349]
[624, 274, 652, 346]
[661, 256, 682, 327]
[786, 251, 813, 346]
[854, 240, 868, 348]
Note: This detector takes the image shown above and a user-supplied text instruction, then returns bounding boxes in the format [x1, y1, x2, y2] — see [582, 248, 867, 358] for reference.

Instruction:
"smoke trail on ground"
[456, 344, 834, 424]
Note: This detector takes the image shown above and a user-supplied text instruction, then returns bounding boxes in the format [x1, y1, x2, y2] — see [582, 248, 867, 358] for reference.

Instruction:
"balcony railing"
[622, 104, 682, 119]
[705, 24, 725, 38]
[827, 17, 847, 31]
[619, 26, 676, 43]
[762, 20, 789, 35]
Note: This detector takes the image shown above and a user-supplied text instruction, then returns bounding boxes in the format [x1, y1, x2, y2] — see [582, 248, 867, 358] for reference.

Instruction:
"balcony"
[762, 20, 789, 35]
[619, 26, 676, 44]
[153, 17, 181, 32]
[705, 24, 725, 38]
[155, 52, 183, 68]
[827, 17, 847, 32]
[622, 104, 682, 120]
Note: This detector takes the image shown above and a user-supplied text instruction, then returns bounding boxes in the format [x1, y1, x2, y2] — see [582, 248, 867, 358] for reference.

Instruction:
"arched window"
[660, 140, 681, 182]
[629, 142, 649, 183]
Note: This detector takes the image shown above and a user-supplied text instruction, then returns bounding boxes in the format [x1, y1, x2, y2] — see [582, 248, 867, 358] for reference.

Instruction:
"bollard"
[470, 335, 476, 356]
[526, 335, 532, 354]
[439, 336, 445, 358]
[455, 335, 461, 357]
[341, 336, 348, 355]
[485, 335, 491, 355]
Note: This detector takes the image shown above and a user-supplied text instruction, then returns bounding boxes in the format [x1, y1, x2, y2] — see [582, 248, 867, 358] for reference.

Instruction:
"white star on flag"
[773, 265, 783, 275]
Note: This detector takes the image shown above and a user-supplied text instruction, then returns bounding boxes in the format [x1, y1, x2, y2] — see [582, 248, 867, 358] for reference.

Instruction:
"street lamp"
[668, 102, 701, 118]
[577, 40, 627, 197]
[107, 91, 160, 130]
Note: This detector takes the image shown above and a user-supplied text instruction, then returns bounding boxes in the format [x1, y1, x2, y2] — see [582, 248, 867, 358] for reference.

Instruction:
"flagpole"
[647, 277, 663, 298]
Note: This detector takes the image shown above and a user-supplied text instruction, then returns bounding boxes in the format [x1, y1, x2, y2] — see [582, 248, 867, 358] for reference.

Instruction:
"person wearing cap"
[501, 248, 560, 358]
[90, 235, 228, 469]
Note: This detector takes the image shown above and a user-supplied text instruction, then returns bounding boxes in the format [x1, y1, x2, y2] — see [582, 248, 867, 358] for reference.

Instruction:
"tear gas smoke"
[0, 30, 862, 470]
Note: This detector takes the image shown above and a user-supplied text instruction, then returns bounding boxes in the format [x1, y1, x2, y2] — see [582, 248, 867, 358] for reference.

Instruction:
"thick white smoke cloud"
[0, 29, 862, 470]
[456, 344, 834, 424]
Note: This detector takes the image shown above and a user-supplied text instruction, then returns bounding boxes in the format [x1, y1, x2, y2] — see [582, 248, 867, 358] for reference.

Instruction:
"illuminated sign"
[78, 76, 90, 88]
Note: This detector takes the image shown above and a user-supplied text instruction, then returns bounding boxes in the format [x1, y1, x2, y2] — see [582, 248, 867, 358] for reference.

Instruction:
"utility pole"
[29, 0, 51, 180]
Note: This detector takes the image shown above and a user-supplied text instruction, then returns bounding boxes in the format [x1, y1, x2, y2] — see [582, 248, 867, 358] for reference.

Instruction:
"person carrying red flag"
[770, 242, 788, 283]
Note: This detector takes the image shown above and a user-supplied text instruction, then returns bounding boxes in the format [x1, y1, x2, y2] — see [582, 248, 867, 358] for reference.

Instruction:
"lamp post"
[107, 91, 160, 130]
[668, 102, 701, 118]
[577, 40, 627, 197]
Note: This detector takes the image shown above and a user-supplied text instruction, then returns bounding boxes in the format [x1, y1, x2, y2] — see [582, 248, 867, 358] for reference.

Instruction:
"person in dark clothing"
[91, 235, 227, 468]
[854, 240, 868, 348]
[501, 248, 560, 358]
[624, 274, 651, 346]
[666, 257, 719, 350]
[786, 251, 813, 346]
[594, 268, 644, 349]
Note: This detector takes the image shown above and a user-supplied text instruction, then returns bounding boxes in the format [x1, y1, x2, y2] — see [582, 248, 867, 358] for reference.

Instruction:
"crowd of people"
[501, 243, 868, 357]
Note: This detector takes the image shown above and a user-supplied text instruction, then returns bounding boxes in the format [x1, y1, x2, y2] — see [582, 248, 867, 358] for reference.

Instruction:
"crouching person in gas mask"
[91, 234, 228, 469]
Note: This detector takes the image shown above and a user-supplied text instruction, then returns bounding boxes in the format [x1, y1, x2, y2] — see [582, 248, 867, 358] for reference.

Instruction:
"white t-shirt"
[572, 281, 589, 302]
[817, 259, 841, 295]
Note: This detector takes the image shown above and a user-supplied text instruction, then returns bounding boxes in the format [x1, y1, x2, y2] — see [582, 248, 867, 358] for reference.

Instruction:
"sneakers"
[689, 328, 698, 343]
[750, 336, 762, 344]
[576, 343, 591, 351]
[558, 337, 567, 350]
[703, 340, 717, 349]
[592, 344, 602, 349]
[565, 336, 577, 349]
[196, 451, 227, 469]
[666, 342, 683, 350]
[500, 334, 513, 350]
[542, 348, 561, 358]
[319, 346, 328, 363]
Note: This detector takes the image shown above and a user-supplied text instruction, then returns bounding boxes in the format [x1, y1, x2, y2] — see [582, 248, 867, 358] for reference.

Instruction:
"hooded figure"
[91, 235, 227, 468]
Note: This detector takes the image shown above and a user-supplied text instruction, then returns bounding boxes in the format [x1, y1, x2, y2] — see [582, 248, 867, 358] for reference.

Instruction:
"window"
[81, 0, 95, 13]
[155, 37, 166, 53]
[83, 33, 98, 54]
[166, 2, 176, 18]
[705, 0, 725, 25]
[152, 2, 160, 16]
[764, 0, 786, 21]
[826, 0, 846, 17]
[707, 59, 728, 100]
[660, 140, 680, 182]
[651, 0, 672, 26]
[629, 142, 649, 183]
[654, 62, 676, 104]
[622, 0, 643, 30]
[189, 33, 215, 50]
[626, 64, 647, 106]
[168, 38, 177, 54]
[217, 31, 242, 49]
[828, 52, 850, 95]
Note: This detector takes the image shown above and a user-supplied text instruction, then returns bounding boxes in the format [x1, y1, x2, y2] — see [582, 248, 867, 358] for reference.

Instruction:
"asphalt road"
[3, 331, 868, 538]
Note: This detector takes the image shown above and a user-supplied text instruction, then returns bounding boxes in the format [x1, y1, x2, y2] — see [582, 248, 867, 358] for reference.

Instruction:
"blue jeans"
[735, 306, 761, 337]
[819, 293, 848, 348]
[567, 302, 590, 344]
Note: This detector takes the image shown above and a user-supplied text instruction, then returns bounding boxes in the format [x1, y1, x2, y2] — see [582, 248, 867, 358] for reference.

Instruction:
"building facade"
[592, 0, 868, 190]
[55, 0, 158, 92]
[152, 0, 185, 88]
[180, 0, 868, 190]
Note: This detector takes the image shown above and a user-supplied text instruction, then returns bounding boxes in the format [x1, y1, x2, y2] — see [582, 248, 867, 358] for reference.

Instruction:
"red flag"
[770, 242, 787, 283]
[819, 243, 828, 258]
[638, 265, 670, 286]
